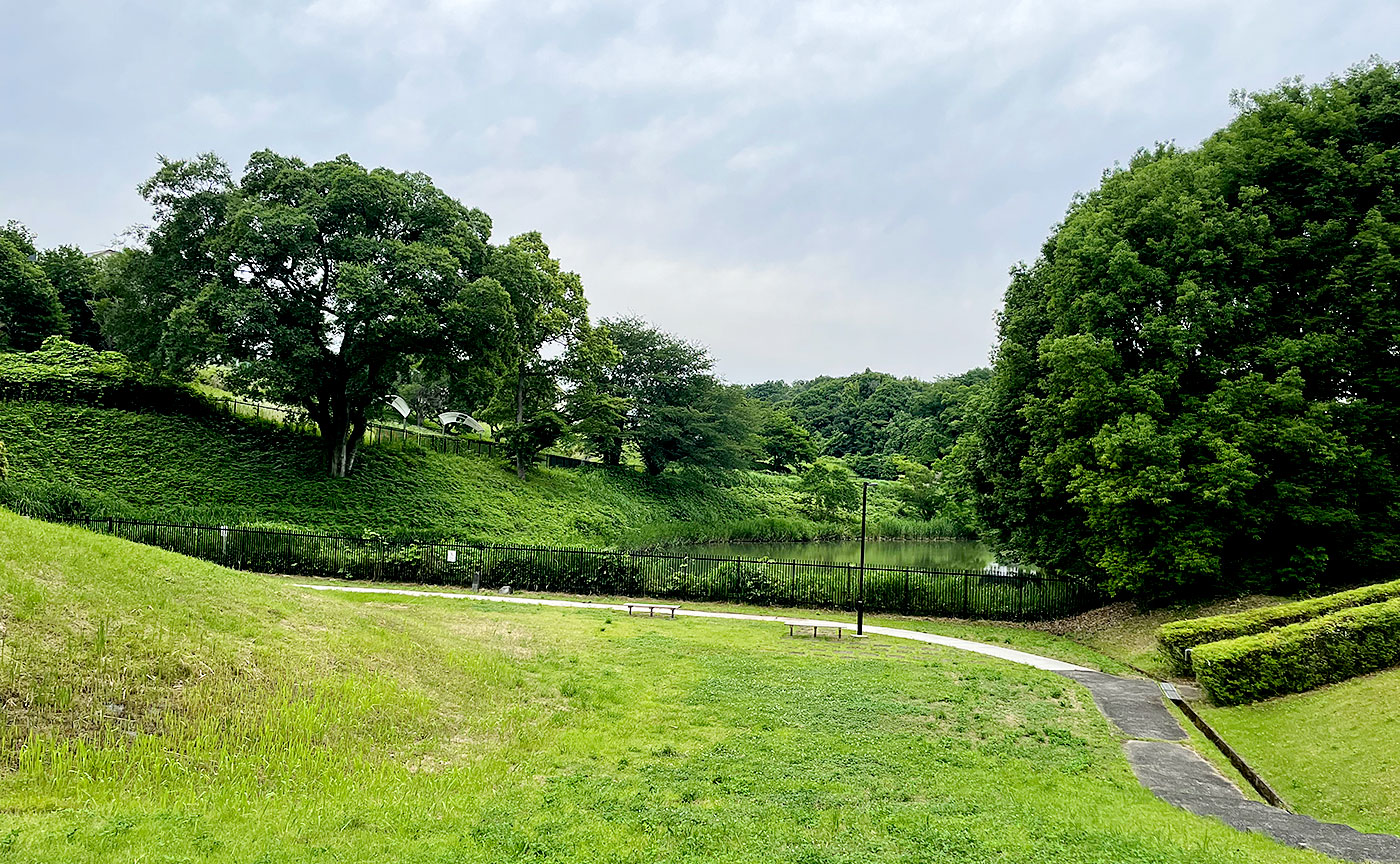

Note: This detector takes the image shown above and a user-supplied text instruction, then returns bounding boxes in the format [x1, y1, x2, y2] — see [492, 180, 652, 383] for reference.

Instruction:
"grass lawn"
[1196, 669, 1400, 837]
[283, 577, 1142, 676]
[0, 511, 1336, 862]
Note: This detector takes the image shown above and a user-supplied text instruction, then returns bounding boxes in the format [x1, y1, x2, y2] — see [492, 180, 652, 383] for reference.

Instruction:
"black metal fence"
[213, 397, 600, 467]
[49, 516, 1097, 620]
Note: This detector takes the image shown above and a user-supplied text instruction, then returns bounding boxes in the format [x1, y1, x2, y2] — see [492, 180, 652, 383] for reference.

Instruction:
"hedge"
[1157, 577, 1400, 673]
[1191, 597, 1400, 705]
[0, 337, 212, 415]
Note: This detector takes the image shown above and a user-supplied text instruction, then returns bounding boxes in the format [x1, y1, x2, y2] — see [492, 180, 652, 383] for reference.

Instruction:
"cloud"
[3, 0, 1396, 383]
[1058, 27, 1174, 113]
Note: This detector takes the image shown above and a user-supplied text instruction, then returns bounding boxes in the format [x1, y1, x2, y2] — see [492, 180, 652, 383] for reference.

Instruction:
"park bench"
[782, 619, 853, 639]
[625, 603, 680, 618]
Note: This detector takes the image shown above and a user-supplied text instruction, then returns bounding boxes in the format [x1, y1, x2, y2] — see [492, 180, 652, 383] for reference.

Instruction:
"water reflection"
[669, 540, 995, 571]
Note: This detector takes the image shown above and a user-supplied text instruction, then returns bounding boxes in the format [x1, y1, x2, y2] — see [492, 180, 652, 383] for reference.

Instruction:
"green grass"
[1196, 668, 1400, 836]
[0, 511, 1337, 861]
[0, 401, 937, 546]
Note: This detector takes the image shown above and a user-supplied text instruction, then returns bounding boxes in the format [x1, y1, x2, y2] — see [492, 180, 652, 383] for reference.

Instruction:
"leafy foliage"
[750, 367, 989, 463]
[101, 151, 515, 476]
[0, 337, 210, 413]
[976, 61, 1400, 602]
[795, 458, 859, 520]
[37, 245, 101, 348]
[481, 232, 590, 479]
[1192, 597, 1400, 705]
[577, 317, 755, 476]
[0, 234, 66, 352]
[756, 404, 819, 472]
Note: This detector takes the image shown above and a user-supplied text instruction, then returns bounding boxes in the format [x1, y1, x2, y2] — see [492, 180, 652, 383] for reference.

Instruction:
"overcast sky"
[2, 2, 1394, 383]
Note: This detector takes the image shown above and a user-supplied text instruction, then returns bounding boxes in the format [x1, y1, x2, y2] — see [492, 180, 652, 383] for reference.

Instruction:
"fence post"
[962, 572, 969, 617]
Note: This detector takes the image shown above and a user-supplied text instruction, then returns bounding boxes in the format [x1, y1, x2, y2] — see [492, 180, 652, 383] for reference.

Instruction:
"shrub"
[1157, 577, 1400, 673]
[1192, 597, 1400, 705]
[0, 337, 211, 415]
[709, 559, 782, 605]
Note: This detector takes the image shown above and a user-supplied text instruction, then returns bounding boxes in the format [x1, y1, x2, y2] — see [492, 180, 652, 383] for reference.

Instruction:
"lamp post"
[857, 480, 869, 636]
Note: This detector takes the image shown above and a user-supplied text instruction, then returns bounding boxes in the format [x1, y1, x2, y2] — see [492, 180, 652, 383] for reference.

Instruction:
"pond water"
[668, 540, 996, 571]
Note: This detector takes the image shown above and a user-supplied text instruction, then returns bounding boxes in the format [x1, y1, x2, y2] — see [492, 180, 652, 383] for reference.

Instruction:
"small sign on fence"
[447, 549, 457, 563]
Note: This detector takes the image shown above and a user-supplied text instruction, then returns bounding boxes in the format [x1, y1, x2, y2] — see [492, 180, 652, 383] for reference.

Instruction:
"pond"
[667, 539, 997, 571]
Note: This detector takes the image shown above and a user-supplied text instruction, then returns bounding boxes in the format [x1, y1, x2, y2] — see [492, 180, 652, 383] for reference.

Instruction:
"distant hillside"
[748, 368, 989, 465]
[0, 401, 932, 546]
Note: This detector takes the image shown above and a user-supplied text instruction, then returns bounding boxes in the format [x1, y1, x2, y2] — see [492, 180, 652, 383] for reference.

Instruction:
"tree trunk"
[325, 421, 351, 477]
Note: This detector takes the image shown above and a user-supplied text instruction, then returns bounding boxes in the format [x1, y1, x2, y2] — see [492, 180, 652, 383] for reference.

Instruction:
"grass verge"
[1195, 667, 1400, 837]
[0, 510, 1330, 862]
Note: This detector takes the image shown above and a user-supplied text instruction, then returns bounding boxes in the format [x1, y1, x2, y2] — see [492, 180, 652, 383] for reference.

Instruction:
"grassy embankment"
[0, 401, 946, 547]
[1196, 669, 1400, 836]
[1037, 597, 1400, 837]
[0, 510, 1327, 862]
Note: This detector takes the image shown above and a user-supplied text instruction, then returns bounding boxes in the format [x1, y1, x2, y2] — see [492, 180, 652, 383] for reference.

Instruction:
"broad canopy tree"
[0, 222, 67, 352]
[115, 151, 514, 476]
[975, 61, 1400, 602]
[578, 316, 754, 475]
[479, 232, 592, 479]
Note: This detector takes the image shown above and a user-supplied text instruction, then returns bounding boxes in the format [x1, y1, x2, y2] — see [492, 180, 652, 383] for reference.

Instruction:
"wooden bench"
[625, 603, 680, 619]
[782, 619, 852, 639]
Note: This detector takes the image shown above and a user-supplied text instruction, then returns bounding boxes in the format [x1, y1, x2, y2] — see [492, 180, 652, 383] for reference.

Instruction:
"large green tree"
[38, 246, 101, 347]
[579, 316, 754, 475]
[0, 225, 66, 352]
[976, 61, 1400, 602]
[480, 232, 591, 479]
[109, 151, 513, 476]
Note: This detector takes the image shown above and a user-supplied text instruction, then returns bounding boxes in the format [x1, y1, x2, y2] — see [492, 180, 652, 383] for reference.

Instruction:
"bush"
[1157, 577, 1400, 673]
[842, 453, 898, 481]
[0, 337, 211, 415]
[709, 559, 782, 605]
[1192, 597, 1400, 705]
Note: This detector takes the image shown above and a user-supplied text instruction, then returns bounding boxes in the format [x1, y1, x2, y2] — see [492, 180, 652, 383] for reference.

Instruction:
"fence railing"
[212, 397, 602, 468]
[41, 515, 1097, 621]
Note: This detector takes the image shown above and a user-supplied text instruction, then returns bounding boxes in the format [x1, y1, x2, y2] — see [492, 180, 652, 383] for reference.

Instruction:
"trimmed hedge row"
[0, 337, 212, 415]
[1191, 596, 1400, 705]
[1157, 577, 1400, 673]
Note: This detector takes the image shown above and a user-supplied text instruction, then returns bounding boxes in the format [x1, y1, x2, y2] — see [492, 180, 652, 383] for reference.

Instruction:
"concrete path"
[1127, 742, 1400, 862]
[295, 583, 1400, 862]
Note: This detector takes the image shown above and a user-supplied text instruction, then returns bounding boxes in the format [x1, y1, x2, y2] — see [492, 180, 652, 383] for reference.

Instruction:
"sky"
[2, 1, 1396, 384]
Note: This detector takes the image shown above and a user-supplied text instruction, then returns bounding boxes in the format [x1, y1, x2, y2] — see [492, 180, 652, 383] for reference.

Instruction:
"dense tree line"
[0, 151, 821, 485]
[749, 368, 989, 472]
[975, 61, 1400, 602]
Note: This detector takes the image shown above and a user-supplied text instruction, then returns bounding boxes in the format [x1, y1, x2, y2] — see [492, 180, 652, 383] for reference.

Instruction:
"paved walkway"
[296, 583, 1400, 862]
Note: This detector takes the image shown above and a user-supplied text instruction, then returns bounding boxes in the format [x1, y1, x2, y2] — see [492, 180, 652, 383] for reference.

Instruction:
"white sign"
[447, 550, 457, 563]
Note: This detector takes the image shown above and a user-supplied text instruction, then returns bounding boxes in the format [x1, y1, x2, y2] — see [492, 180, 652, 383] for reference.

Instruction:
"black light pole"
[857, 481, 869, 635]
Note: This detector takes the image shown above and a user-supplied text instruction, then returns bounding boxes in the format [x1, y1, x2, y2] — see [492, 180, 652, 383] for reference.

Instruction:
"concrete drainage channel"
[296, 584, 1400, 862]
[1159, 681, 1290, 810]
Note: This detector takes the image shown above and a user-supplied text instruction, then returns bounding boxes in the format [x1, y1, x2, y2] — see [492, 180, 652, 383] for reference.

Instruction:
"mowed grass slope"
[1197, 669, 1400, 837]
[0, 401, 902, 546]
[0, 512, 1330, 863]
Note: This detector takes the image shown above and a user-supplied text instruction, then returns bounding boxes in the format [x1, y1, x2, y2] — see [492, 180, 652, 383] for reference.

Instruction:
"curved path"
[296, 583, 1400, 863]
